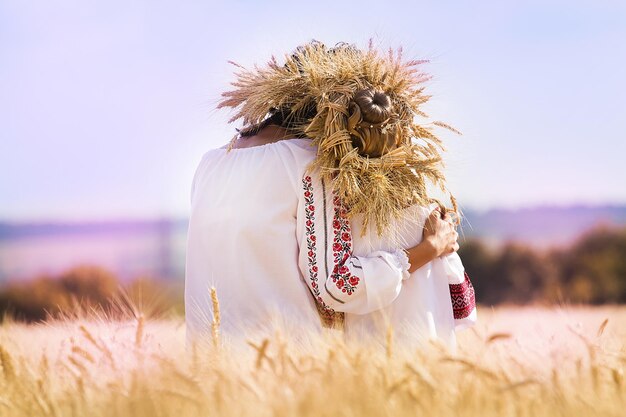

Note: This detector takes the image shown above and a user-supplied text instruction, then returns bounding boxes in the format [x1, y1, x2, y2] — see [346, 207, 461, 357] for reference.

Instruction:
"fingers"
[424, 207, 458, 243]
[445, 227, 459, 254]
[424, 209, 440, 233]
[445, 241, 460, 254]
[441, 216, 456, 233]
[452, 229, 459, 248]
[428, 208, 441, 222]
[443, 211, 457, 225]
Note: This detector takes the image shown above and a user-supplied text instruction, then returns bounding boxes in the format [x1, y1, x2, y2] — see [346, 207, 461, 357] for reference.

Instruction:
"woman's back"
[185, 138, 322, 346]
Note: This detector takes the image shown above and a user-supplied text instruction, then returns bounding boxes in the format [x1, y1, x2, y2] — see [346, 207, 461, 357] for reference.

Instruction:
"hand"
[422, 207, 459, 257]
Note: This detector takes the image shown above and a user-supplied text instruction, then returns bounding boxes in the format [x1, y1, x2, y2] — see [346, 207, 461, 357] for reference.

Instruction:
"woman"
[185, 41, 476, 349]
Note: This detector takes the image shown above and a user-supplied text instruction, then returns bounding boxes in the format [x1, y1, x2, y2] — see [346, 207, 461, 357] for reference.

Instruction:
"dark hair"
[237, 104, 317, 138]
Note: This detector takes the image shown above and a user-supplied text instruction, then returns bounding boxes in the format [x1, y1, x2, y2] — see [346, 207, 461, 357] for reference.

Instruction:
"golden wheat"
[0, 305, 624, 416]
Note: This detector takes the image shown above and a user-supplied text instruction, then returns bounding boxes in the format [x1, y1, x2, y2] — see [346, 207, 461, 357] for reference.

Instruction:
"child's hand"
[422, 208, 459, 257]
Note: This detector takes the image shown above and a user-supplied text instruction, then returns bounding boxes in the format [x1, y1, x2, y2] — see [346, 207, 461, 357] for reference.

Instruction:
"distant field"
[0, 305, 625, 416]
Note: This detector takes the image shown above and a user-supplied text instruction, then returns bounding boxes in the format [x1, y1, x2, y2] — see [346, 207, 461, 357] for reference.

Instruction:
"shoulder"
[192, 138, 318, 187]
[200, 146, 227, 160]
[190, 146, 230, 184]
[279, 138, 317, 156]
[273, 138, 317, 172]
[271, 139, 317, 193]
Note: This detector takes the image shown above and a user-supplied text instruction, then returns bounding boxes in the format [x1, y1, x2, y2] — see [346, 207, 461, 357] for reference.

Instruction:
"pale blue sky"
[1, 0, 625, 221]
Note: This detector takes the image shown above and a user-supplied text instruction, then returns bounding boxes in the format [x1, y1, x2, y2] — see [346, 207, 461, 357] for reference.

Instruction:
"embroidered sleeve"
[298, 173, 406, 319]
[450, 272, 476, 317]
[442, 252, 478, 331]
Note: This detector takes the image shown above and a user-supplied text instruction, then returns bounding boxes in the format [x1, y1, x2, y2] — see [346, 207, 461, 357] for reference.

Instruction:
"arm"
[405, 239, 438, 273]
[403, 205, 462, 273]
[298, 173, 413, 316]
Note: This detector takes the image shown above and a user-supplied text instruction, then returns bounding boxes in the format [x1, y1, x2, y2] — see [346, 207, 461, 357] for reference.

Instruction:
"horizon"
[2, 201, 626, 225]
[1, 201, 624, 284]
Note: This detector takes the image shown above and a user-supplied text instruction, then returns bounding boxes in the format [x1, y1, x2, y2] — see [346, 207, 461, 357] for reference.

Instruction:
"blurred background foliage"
[0, 266, 183, 323]
[1, 224, 624, 322]
[459, 225, 626, 306]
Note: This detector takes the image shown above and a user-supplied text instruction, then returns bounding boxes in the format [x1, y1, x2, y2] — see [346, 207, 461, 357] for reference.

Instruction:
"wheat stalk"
[210, 287, 221, 349]
[135, 314, 145, 348]
[0, 345, 15, 381]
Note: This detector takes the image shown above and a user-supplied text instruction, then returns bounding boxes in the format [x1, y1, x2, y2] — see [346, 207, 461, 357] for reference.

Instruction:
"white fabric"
[441, 251, 478, 332]
[347, 203, 477, 352]
[185, 138, 408, 348]
[185, 137, 476, 351]
[297, 169, 410, 316]
[185, 139, 322, 348]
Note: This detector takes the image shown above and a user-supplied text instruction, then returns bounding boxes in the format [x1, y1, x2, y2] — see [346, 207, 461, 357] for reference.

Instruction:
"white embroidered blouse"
[184, 137, 476, 349]
[347, 205, 477, 352]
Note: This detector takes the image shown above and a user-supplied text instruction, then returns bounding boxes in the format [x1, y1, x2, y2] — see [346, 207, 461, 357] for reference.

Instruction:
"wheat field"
[0, 304, 625, 417]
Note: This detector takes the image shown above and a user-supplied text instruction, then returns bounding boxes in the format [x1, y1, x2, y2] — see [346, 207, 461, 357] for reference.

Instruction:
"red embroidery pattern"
[330, 193, 361, 295]
[302, 176, 343, 328]
[449, 271, 476, 319]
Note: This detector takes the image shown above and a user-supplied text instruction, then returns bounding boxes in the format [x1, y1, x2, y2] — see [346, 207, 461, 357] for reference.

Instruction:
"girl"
[185, 40, 476, 350]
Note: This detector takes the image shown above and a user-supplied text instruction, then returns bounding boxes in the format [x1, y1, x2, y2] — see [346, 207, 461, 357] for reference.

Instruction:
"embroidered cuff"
[450, 272, 476, 319]
[391, 248, 411, 281]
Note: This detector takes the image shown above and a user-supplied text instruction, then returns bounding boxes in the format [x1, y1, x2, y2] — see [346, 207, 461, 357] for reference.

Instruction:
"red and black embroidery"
[302, 175, 344, 328]
[449, 271, 476, 319]
[303, 176, 322, 302]
[330, 192, 361, 295]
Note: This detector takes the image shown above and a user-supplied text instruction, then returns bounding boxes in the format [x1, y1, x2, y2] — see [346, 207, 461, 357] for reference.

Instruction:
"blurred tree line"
[459, 225, 626, 305]
[0, 225, 625, 322]
[0, 265, 184, 322]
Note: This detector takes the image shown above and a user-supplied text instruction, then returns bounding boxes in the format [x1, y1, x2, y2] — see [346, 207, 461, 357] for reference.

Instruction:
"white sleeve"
[298, 173, 411, 316]
[442, 251, 477, 331]
[190, 154, 207, 205]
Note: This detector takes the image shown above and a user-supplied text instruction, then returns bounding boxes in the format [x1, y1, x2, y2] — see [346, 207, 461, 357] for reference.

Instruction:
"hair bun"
[347, 88, 397, 158]
[352, 89, 392, 124]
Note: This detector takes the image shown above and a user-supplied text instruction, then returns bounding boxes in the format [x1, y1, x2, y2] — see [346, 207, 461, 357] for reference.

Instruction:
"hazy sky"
[1, 0, 625, 221]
